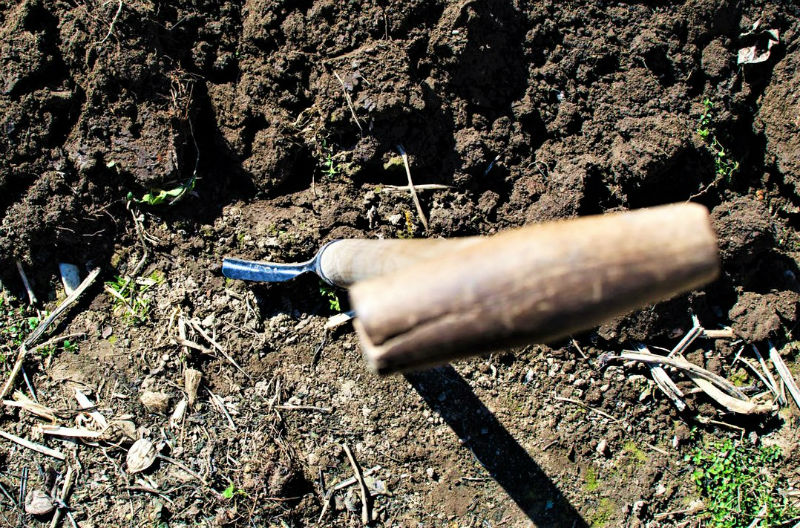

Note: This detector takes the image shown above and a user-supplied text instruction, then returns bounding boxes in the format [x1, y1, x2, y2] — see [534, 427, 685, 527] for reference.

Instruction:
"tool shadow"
[405, 365, 588, 527]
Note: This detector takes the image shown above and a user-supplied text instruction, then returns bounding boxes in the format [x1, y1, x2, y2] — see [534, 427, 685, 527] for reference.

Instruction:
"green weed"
[319, 282, 341, 312]
[320, 139, 341, 180]
[221, 482, 246, 499]
[696, 98, 739, 184]
[127, 175, 196, 206]
[105, 271, 164, 324]
[0, 297, 57, 358]
[689, 439, 798, 527]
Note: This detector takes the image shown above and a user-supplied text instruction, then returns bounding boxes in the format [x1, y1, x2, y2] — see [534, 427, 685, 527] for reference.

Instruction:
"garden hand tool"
[348, 202, 719, 374]
[222, 237, 481, 288]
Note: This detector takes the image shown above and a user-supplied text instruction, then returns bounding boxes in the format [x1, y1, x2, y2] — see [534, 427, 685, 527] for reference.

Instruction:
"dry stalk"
[1, 268, 100, 399]
[332, 70, 363, 134]
[554, 396, 619, 422]
[342, 443, 371, 525]
[15, 261, 37, 305]
[0, 428, 65, 460]
[769, 344, 800, 410]
[396, 144, 429, 232]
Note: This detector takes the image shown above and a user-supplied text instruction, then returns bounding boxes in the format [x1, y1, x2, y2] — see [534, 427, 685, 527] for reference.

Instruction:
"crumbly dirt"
[1, 0, 800, 527]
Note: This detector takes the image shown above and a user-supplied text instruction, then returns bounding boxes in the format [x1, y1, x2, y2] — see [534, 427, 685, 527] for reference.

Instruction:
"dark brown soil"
[1, 0, 800, 526]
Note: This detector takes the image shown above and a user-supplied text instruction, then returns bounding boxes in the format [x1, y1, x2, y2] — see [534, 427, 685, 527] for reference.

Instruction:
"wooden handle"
[318, 238, 482, 287]
[349, 203, 720, 375]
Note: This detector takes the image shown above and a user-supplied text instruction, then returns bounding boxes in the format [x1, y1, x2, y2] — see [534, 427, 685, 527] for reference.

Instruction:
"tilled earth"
[1, 0, 800, 526]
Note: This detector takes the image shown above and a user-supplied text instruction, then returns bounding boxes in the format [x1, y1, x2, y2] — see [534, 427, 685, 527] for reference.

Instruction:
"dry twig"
[554, 396, 619, 422]
[332, 70, 363, 134]
[342, 443, 371, 525]
[188, 320, 250, 378]
[50, 465, 75, 528]
[769, 344, 800, 410]
[0, 428, 65, 460]
[396, 144, 429, 232]
[1, 268, 101, 399]
[15, 261, 37, 305]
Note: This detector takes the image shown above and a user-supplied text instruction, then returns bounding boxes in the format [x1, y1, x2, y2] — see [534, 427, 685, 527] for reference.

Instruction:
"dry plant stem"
[769, 345, 800, 410]
[99, 0, 123, 45]
[75, 389, 108, 429]
[188, 320, 250, 379]
[739, 357, 782, 401]
[702, 328, 735, 339]
[39, 426, 104, 439]
[332, 70, 363, 134]
[317, 466, 382, 523]
[50, 465, 75, 528]
[273, 404, 332, 413]
[570, 338, 588, 359]
[342, 443, 371, 525]
[686, 375, 775, 415]
[638, 345, 686, 411]
[396, 144, 429, 232]
[1, 268, 100, 399]
[620, 352, 746, 399]
[16, 261, 37, 305]
[0, 429, 65, 460]
[669, 323, 702, 357]
[752, 345, 783, 404]
[208, 390, 236, 430]
[4, 391, 57, 421]
[554, 396, 619, 422]
[380, 184, 451, 192]
[174, 337, 212, 354]
[324, 311, 354, 330]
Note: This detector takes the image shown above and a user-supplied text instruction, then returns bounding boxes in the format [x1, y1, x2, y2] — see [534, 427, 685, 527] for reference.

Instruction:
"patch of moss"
[588, 498, 616, 527]
[383, 156, 404, 171]
[623, 441, 647, 465]
[584, 466, 600, 492]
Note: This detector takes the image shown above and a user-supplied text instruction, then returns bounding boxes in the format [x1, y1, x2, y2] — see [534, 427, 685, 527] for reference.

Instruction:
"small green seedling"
[689, 439, 798, 527]
[320, 139, 340, 180]
[221, 482, 246, 499]
[105, 271, 164, 324]
[0, 298, 65, 358]
[696, 98, 739, 184]
[127, 176, 196, 206]
[319, 282, 341, 312]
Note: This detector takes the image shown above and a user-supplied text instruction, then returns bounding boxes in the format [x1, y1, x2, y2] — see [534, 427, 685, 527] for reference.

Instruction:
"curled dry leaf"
[25, 489, 55, 515]
[127, 438, 158, 474]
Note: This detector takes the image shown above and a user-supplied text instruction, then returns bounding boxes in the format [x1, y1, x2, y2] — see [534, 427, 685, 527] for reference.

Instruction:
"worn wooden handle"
[318, 238, 482, 286]
[349, 203, 720, 375]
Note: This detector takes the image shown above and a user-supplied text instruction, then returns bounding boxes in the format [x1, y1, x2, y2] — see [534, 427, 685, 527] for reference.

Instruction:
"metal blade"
[222, 257, 316, 283]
